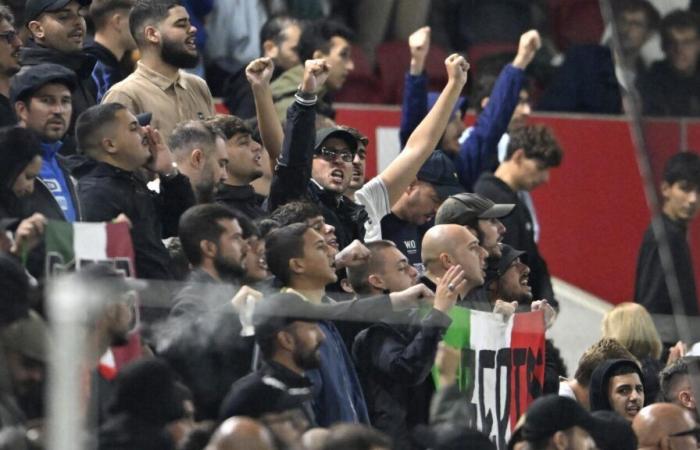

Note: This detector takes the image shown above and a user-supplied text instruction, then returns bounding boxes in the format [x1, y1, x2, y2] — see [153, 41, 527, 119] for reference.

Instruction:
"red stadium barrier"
[335, 104, 700, 306]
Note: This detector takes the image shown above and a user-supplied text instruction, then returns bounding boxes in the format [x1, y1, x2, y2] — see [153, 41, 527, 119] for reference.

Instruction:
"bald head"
[422, 224, 487, 294]
[633, 403, 697, 450]
[206, 417, 276, 450]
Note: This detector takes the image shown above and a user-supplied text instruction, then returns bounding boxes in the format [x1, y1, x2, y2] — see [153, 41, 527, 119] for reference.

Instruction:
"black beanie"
[108, 358, 185, 425]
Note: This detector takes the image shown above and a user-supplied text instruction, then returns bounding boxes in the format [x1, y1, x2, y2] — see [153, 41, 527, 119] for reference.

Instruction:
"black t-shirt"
[381, 212, 424, 274]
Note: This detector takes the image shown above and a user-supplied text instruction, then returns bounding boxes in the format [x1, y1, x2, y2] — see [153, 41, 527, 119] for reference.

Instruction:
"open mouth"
[68, 31, 83, 41]
[520, 274, 530, 287]
[330, 169, 344, 184]
[185, 37, 196, 50]
[626, 404, 640, 415]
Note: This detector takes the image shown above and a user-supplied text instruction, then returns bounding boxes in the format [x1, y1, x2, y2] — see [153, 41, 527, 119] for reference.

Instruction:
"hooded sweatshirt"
[589, 359, 645, 413]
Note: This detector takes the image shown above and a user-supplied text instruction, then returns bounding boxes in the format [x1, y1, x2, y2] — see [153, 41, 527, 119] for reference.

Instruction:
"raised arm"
[381, 54, 469, 206]
[247, 57, 283, 172]
[266, 60, 330, 211]
[456, 30, 540, 190]
[399, 26, 431, 147]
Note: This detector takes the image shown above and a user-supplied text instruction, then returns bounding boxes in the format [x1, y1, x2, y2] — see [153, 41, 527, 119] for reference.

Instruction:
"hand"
[10, 213, 47, 256]
[434, 264, 465, 313]
[231, 286, 263, 313]
[143, 126, 175, 175]
[513, 29, 541, 69]
[667, 341, 687, 366]
[492, 299, 518, 320]
[300, 59, 331, 94]
[334, 239, 371, 270]
[435, 342, 461, 387]
[531, 299, 556, 329]
[246, 57, 275, 88]
[389, 283, 434, 310]
[444, 53, 469, 88]
[409, 26, 431, 74]
[112, 213, 132, 229]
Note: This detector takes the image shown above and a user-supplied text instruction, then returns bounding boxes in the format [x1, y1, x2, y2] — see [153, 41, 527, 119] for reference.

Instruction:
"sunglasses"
[315, 146, 354, 163]
[669, 427, 700, 438]
[0, 30, 18, 45]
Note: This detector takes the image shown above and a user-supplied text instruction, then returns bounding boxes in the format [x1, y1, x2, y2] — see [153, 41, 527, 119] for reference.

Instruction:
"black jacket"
[219, 360, 316, 423]
[352, 308, 451, 450]
[75, 160, 195, 280]
[635, 214, 698, 316]
[474, 172, 557, 307]
[0, 94, 16, 128]
[20, 41, 98, 155]
[215, 184, 267, 220]
[267, 100, 367, 249]
[97, 413, 174, 450]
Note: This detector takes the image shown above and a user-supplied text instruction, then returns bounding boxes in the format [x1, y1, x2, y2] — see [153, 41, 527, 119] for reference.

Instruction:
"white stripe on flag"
[469, 310, 515, 444]
[72, 222, 108, 262]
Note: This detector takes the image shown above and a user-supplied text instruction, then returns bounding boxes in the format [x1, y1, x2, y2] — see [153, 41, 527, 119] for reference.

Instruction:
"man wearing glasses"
[0, 6, 21, 127]
[633, 402, 699, 450]
[21, 0, 97, 154]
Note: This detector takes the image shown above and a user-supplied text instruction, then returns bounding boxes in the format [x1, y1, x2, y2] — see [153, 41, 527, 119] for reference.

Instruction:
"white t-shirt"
[354, 176, 391, 242]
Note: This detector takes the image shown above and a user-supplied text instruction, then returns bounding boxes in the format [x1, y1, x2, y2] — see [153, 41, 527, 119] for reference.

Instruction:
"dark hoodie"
[20, 40, 98, 154]
[589, 359, 645, 413]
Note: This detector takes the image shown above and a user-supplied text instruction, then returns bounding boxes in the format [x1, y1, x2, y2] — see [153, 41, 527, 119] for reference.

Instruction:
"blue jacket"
[399, 64, 526, 191]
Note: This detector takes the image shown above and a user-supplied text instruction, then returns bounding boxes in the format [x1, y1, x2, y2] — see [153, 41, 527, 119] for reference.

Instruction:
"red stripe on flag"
[105, 222, 137, 278]
[509, 311, 546, 429]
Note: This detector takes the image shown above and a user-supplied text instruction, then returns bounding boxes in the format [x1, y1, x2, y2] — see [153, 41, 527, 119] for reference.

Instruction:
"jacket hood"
[589, 359, 644, 412]
[20, 42, 96, 78]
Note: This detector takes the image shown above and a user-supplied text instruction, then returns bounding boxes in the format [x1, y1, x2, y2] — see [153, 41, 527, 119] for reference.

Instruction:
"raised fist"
[444, 53, 469, 87]
[513, 30, 541, 69]
[301, 59, 331, 94]
[246, 57, 275, 87]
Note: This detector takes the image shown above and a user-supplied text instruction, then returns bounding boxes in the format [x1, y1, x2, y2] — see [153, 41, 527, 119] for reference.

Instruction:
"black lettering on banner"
[496, 349, 511, 450]
[478, 349, 495, 438]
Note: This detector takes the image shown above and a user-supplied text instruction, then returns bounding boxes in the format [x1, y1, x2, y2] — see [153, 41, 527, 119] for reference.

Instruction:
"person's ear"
[679, 390, 695, 409]
[289, 257, 305, 276]
[199, 239, 217, 259]
[144, 24, 160, 45]
[367, 274, 385, 291]
[27, 20, 44, 40]
[102, 136, 118, 155]
[276, 330, 295, 352]
[438, 252, 453, 271]
[262, 39, 278, 59]
[551, 431, 568, 450]
[660, 181, 672, 200]
[190, 148, 203, 168]
[339, 278, 354, 294]
[14, 101, 29, 124]
[512, 148, 526, 164]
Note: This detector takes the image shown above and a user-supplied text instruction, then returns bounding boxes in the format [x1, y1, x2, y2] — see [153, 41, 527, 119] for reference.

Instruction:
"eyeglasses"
[0, 30, 18, 45]
[315, 146, 353, 163]
[669, 427, 700, 438]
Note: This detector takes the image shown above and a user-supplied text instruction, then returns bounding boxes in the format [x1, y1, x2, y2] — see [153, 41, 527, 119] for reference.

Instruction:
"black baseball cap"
[485, 244, 526, 285]
[435, 193, 514, 225]
[416, 151, 464, 200]
[521, 395, 605, 442]
[10, 63, 77, 104]
[314, 127, 358, 153]
[25, 0, 91, 25]
[253, 293, 326, 340]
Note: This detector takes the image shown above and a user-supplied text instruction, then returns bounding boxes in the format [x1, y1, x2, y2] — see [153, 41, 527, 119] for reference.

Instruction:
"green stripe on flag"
[432, 305, 472, 391]
[44, 220, 75, 275]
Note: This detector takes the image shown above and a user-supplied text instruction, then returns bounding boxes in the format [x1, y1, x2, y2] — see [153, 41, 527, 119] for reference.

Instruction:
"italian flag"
[435, 307, 546, 449]
[44, 220, 136, 277]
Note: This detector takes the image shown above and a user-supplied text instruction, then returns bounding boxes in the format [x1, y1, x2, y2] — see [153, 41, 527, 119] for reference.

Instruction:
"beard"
[194, 180, 216, 204]
[292, 344, 322, 371]
[213, 252, 246, 282]
[161, 36, 199, 69]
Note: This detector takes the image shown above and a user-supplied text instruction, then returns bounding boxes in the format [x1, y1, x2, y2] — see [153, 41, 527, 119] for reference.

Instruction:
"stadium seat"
[334, 45, 383, 104]
[549, 0, 605, 51]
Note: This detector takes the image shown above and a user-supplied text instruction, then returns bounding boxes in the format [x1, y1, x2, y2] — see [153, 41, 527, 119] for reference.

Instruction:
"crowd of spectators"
[0, 1, 700, 450]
